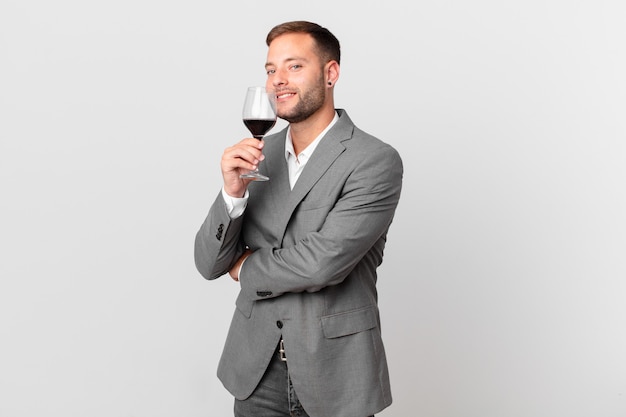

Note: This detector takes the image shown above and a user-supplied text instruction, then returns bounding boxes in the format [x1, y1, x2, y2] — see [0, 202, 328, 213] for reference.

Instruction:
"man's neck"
[289, 107, 336, 155]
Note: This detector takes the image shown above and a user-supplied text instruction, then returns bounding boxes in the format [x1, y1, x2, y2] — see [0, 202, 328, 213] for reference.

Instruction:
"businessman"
[194, 20, 403, 417]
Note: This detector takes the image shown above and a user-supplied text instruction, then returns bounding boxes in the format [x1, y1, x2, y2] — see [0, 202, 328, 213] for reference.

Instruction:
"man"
[194, 21, 403, 417]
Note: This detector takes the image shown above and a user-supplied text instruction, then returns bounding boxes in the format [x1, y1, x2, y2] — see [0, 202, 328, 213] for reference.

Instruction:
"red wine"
[243, 119, 276, 139]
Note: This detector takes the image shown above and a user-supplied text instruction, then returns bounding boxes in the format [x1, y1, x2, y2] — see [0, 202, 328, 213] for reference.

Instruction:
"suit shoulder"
[348, 127, 402, 161]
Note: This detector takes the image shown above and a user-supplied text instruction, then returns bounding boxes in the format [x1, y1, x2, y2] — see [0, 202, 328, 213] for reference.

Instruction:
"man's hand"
[228, 248, 253, 282]
[221, 138, 265, 198]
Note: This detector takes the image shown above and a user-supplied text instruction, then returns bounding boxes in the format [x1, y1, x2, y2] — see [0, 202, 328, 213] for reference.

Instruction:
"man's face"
[265, 33, 327, 123]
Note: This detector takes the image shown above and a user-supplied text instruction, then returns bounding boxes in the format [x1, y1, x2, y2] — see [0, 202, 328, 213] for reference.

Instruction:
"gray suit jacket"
[194, 109, 403, 417]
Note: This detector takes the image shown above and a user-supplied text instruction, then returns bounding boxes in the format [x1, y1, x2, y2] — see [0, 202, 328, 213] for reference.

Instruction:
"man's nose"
[272, 70, 287, 87]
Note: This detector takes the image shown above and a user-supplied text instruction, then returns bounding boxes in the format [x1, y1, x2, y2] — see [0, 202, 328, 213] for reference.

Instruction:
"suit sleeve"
[238, 142, 403, 300]
[194, 191, 246, 280]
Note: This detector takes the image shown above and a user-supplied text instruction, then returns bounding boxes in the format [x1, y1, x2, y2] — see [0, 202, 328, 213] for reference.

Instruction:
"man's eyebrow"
[265, 57, 308, 68]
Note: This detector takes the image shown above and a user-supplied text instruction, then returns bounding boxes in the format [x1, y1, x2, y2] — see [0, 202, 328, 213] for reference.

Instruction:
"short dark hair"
[266, 21, 341, 65]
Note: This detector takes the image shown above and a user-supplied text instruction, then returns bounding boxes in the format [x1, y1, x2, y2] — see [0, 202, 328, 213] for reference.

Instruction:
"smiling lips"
[276, 91, 296, 101]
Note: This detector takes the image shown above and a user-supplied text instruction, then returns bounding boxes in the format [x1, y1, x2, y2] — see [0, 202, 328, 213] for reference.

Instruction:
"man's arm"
[194, 191, 246, 280]
[228, 248, 253, 282]
[194, 136, 265, 280]
[238, 143, 403, 300]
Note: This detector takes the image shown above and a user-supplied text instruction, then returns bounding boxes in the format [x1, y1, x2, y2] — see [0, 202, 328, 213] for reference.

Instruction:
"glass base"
[240, 170, 269, 181]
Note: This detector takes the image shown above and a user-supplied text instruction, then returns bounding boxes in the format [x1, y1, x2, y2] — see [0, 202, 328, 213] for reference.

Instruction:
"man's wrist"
[222, 187, 249, 218]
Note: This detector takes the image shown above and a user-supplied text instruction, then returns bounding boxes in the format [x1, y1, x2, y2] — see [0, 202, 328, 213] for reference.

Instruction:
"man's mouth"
[276, 92, 296, 100]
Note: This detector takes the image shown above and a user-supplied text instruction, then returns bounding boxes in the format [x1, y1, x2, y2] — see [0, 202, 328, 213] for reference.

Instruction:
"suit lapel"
[260, 129, 291, 217]
[287, 132, 345, 205]
[277, 110, 355, 239]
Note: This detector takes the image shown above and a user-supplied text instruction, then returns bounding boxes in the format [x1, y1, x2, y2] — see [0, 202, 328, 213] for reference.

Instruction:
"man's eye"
[266, 69, 275, 75]
[290, 65, 302, 70]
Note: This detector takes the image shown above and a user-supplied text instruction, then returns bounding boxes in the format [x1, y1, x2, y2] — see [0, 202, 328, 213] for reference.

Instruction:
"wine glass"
[240, 86, 277, 181]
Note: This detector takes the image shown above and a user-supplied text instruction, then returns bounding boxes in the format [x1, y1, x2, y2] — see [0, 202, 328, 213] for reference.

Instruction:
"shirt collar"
[285, 111, 339, 162]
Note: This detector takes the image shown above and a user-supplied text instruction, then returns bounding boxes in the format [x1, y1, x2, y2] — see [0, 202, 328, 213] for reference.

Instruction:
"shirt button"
[276, 321, 283, 329]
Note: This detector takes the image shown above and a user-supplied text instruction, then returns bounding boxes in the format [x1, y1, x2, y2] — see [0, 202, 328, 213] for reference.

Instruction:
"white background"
[1, 1, 625, 416]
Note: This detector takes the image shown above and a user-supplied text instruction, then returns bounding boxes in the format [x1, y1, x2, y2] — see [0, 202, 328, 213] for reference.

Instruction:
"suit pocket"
[235, 292, 253, 318]
[321, 305, 378, 339]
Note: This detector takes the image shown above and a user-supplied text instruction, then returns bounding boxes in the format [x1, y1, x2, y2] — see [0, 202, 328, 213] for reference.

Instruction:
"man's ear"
[325, 60, 340, 86]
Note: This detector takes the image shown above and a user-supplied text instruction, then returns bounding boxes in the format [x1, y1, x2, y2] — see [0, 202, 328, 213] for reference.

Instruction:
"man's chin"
[279, 110, 312, 124]
[278, 113, 299, 124]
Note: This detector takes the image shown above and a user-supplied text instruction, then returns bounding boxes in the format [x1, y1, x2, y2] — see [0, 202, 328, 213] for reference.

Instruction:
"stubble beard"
[278, 77, 326, 124]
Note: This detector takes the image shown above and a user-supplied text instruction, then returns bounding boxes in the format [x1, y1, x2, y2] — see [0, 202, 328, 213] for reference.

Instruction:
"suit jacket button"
[276, 321, 283, 329]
